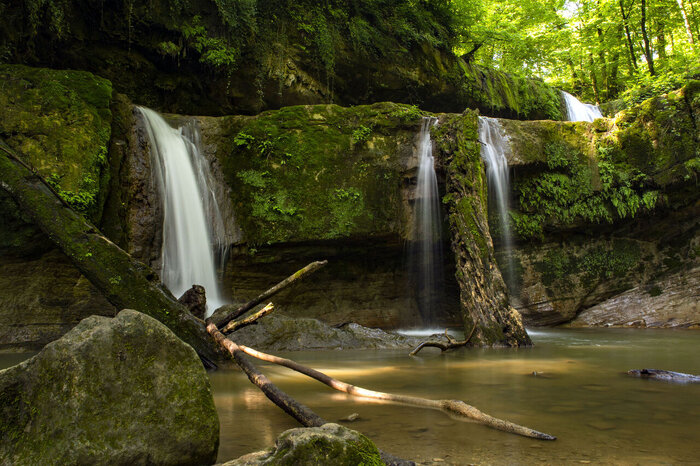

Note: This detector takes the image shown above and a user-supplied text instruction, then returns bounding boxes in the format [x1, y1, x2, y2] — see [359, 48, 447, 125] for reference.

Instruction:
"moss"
[503, 82, 700, 240]
[458, 61, 564, 121]
[0, 64, 113, 221]
[216, 102, 419, 245]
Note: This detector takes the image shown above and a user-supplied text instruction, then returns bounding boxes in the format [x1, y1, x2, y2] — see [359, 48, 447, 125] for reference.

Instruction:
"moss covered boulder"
[0, 309, 219, 465]
[223, 423, 383, 466]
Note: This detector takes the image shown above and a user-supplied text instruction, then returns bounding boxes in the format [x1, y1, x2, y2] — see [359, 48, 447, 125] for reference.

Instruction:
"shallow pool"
[210, 328, 700, 464]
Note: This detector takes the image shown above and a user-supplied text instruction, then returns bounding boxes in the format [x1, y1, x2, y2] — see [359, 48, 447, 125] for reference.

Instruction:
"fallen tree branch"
[206, 323, 413, 465]
[206, 322, 326, 427]
[409, 324, 478, 356]
[207, 260, 328, 329]
[221, 302, 274, 334]
[237, 343, 555, 440]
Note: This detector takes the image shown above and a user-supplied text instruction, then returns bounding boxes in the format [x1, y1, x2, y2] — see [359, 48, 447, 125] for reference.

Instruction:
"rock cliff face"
[494, 82, 700, 327]
[0, 65, 116, 350]
[0, 1, 564, 120]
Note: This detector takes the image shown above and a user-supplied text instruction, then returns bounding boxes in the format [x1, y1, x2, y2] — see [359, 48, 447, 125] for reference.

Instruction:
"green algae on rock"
[202, 102, 422, 245]
[0, 310, 219, 465]
[222, 423, 383, 466]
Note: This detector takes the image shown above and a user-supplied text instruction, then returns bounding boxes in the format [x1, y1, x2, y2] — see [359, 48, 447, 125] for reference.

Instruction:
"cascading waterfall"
[562, 91, 603, 122]
[478, 116, 514, 287]
[409, 116, 444, 326]
[138, 107, 227, 316]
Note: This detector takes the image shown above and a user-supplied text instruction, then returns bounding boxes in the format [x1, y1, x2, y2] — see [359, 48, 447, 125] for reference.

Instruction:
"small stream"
[210, 328, 700, 464]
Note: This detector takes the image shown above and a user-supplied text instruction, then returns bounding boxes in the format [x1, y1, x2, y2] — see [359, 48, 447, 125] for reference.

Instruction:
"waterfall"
[562, 91, 603, 122]
[409, 116, 444, 326]
[478, 116, 514, 286]
[138, 107, 227, 316]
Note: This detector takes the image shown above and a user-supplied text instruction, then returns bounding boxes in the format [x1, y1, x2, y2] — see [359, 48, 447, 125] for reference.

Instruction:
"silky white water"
[478, 116, 514, 286]
[562, 91, 603, 122]
[409, 117, 443, 325]
[138, 107, 227, 315]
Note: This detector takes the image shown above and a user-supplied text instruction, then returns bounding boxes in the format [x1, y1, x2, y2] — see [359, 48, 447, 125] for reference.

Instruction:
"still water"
[211, 328, 700, 464]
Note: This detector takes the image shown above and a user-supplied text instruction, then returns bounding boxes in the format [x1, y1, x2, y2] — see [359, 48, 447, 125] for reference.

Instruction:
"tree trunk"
[590, 54, 601, 103]
[620, 0, 639, 69]
[597, 28, 609, 101]
[676, 0, 697, 45]
[640, 0, 656, 75]
[0, 144, 227, 365]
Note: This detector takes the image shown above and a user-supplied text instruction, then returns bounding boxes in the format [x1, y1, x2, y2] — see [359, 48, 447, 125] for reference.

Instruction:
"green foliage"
[513, 138, 662, 239]
[181, 16, 238, 69]
[233, 131, 255, 148]
[351, 125, 373, 145]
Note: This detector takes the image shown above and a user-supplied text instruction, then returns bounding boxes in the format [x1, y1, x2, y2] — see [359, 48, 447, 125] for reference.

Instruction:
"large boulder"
[0, 309, 219, 465]
[223, 423, 383, 466]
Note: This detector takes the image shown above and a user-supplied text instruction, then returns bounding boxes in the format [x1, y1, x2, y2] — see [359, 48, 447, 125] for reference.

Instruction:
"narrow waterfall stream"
[478, 116, 514, 287]
[562, 91, 603, 122]
[409, 116, 444, 326]
[138, 107, 227, 315]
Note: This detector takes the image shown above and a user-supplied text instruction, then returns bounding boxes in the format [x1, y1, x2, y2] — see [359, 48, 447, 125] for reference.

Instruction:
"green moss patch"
[212, 102, 423, 245]
[0, 64, 113, 220]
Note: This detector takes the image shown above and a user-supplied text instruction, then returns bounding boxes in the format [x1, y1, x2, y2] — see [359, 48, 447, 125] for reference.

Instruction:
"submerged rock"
[231, 314, 424, 351]
[0, 309, 219, 465]
[223, 423, 384, 466]
[627, 368, 700, 383]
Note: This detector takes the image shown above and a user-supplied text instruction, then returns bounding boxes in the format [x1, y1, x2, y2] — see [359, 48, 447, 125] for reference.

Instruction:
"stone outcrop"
[493, 82, 700, 326]
[569, 267, 700, 328]
[0, 65, 116, 350]
[0, 309, 219, 465]
[433, 111, 531, 346]
[222, 423, 383, 466]
[231, 314, 424, 352]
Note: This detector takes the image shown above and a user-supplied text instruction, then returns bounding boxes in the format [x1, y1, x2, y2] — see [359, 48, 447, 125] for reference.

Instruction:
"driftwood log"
[0, 143, 227, 365]
[236, 343, 555, 440]
[409, 325, 478, 356]
[209, 300, 555, 441]
[206, 322, 411, 466]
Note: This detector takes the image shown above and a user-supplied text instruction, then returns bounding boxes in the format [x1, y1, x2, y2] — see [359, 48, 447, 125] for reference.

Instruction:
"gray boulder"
[0, 309, 219, 465]
[232, 313, 424, 351]
[223, 423, 383, 465]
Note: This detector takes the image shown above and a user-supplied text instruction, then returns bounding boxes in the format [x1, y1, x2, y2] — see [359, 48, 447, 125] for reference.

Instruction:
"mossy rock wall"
[194, 102, 461, 328]
[0, 65, 116, 350]
[492, 83, 699, 326]
[0, 1, 566, 120]
[201, 102, 424, 244]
